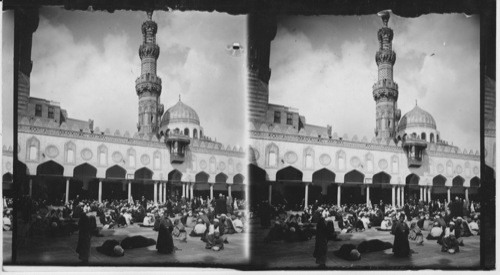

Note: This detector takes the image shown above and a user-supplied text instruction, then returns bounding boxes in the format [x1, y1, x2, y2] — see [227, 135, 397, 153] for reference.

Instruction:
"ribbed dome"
[160, 100, 200, 127]
[398, 104, 436, 131]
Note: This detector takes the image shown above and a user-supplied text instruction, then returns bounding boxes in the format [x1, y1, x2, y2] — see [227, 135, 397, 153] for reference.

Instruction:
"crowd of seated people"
[254, 196, 481, 254]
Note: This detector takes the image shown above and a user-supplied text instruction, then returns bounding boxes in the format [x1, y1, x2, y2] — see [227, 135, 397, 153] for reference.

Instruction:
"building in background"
[248, 12, 480, 209]
[7, 11, 246, 205]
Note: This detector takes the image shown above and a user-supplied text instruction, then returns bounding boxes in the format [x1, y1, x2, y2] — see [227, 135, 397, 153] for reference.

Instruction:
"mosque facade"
[7, 12, 246, 205]
[248, 13, 481, 208]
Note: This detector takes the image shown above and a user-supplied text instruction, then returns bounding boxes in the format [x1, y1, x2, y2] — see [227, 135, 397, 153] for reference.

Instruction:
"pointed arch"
[233, 173, 244, 185]
[134, 167, 153, 180]
[106, 165, 126, 179]
[312, 168, 336, 184]
[36, 160, 64, 176]
[195, 171, 209, 183]
[374, 171, 392, 186]
[215, 172, 228, 184]
[276, 166, 303, 182]
[344, 169, 364, 184]
[405, 173, 420, 186]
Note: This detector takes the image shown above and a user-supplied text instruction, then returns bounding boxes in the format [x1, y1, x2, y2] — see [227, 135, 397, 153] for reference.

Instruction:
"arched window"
[337, 151, 346, 171]
[304, 147, 314, 169]
[65, 141, 76, 164]
[184, 128, 189, 136]
[98, 145, 108, 166]
[430, 133, 434, 143]
[27, 137, 40, 162]
[411, 132, 417, 138]
[391, 155, 399, 173]
[446, 160, 453, 176]
[437, 134, 440, 142]
[266, 143, 279, 168]
[193, 129, 198, 139]
[174, 128, 180, 134]
[200, 130, 203, 138]
[127, 148, 136, 168]
[365, 153, 374, 173]
[153, 151, 161, 170]
[209, 156, 216, 173]
[421, 132, 426, 141]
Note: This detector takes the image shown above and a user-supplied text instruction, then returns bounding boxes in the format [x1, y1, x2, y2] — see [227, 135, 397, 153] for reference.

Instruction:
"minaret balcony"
[136, 75, 162, 95]
[165, 134, 191, 164]
[402, 138, 427, 168]
[372, 79, 398, 91]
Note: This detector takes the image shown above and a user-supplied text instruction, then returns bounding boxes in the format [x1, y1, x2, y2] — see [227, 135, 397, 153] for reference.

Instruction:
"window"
[305, 154, 313, 168]
[29, 145, 37, 161]
[268, 152, 277, 167]
[48, 106, 54, 119]
[154, 153, 161, 170]
[274, 111, 281, 124]
[184, 128, 189, 136]
[35, 104, 42, 117]
[430, 133, 434, 143]
[193, 129, 198, 139]
[286, 113, 293, 125]
[337, 151, 346, 171]
[67, 148, 75, 163]
[392, 156, 399, 173]
[421, 132, 426, 141]
[99, 152, 106, 166]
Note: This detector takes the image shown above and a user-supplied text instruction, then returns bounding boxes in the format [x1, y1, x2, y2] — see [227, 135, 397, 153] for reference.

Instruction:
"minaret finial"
[179, 94, 181, 102]
[377, 10, 391, 27]
[147, 11, 153, 21]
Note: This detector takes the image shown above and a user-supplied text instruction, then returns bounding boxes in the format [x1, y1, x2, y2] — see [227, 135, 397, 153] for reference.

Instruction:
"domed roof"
[160, 99, 200, 127]
[398, 103, 436, 131]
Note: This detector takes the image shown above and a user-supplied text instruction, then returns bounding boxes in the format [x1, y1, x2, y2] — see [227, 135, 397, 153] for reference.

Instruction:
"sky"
[2, 8, 247, 148]
[268, 13, 480, 151]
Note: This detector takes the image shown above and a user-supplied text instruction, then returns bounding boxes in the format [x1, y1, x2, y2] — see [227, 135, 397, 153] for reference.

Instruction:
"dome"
[397, 104, 436, 131]
[160, 99, 200, 127]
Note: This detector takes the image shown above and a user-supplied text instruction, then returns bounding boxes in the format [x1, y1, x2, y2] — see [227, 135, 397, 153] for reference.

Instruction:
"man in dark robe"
[156, 221, 175, 254]
[76, 213, 93, 264]
[391, 213, 410, 257]
[313, 215, 328, 268]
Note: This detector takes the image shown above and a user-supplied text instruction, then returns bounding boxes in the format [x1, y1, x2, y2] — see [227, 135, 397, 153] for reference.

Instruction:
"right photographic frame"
[247, 8, 494, 270]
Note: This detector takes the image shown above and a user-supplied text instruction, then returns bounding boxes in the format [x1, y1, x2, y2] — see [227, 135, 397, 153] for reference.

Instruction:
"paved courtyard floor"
[250, 219, 480, 270]
[6, 224, 247, 267]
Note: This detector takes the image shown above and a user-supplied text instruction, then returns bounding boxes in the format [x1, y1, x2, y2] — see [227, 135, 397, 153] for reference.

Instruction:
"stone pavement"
[250, 219, 480, 270]
[8, 224, 247, 267]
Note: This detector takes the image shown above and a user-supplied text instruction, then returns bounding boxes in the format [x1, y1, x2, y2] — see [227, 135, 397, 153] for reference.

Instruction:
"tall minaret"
[136, 11, 164, 136]
[373, 11, 400, 140]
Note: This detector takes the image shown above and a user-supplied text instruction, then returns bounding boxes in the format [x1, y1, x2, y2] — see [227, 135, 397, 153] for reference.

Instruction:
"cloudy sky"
[2, 8, 247, 148]
[269, 13, 480, 151]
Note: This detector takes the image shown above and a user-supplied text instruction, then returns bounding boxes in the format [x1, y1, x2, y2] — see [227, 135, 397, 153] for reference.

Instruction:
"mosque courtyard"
[250, 218, 480, 270]
[5, 223, 247, 267]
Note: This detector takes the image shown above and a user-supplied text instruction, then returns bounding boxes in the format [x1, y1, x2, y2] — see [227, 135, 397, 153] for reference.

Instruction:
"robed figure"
[76, 213, 93, 264]
[156, 219, 175, 254]
[391, 214, 410, 257]
[313, 216, 329, 268]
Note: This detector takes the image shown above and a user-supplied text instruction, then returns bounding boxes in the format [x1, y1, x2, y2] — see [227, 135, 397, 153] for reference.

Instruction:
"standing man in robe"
[391, 213, 410, 257]
[313, 213, 329, 268]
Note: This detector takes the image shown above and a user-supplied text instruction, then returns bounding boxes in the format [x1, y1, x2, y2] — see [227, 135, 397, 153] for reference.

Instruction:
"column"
[65, 179, 70, 204]
[210, 184, 214, 200]
[228, 184, 232, 198]
[366, 186, 370, 204]
[98, 180, 102, 203]
[182, 183, 185, 197]
[396, 186, 400, 207]
[190, 183, 194, 199]
[401, 186, 405, 205]
[465, 188, 469, 201]
[423, 186, 427, 202]
[268, 184, 272, 204]
[128, 182, 132, 203]
[337, 185, 341, 206]
[391, 186, 395, 207]
[160, 182, 164, 203]
[419, 187, 423, 201]
[163, 183, 167, 202]
[29, 178, 33, 197]
[304, 184, 309, 209]
[154, 182, 158, 204]
[427, 187, 431, 202]
[447, 187, 451, 203]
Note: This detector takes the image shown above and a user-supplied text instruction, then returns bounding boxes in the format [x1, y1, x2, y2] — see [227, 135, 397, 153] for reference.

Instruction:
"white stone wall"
[249, 135, 480, 187]
[18, 130, 246, 184]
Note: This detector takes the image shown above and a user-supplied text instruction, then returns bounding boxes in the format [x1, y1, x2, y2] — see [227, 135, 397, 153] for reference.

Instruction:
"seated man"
[142, 213, 155, 227]
[3, 212, 12, 231]
[120, 235, 156, 249]
[408, 221, 424, 245]
[232, 215, 244, 233]
[427, 222, 444, 240]
[96, 239, 125, 257]
[379, 217, 393, 231]
[334, 244, 361, 261]
[190, 219, 207, 237]
[468, 217, 480, 236]
[441, 222, 460, 253]
[205, 231, 224, 251]
[357, 239, 393, 253]
[172, 219, 187, 242]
